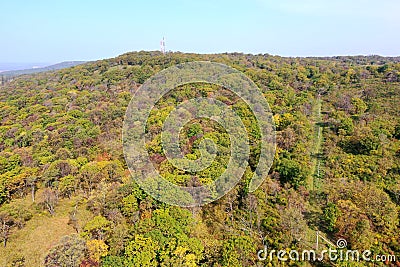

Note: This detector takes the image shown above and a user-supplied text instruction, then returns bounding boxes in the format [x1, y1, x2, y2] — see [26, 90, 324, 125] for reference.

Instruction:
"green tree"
[276, 158, 306, 188]
[323, 202, 340, 232]
[351, 97, 367, 116]
[124, 234, 159, 267]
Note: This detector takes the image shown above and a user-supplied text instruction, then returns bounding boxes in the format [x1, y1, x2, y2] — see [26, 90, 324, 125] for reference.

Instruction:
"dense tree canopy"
[0, 51, 399, 266]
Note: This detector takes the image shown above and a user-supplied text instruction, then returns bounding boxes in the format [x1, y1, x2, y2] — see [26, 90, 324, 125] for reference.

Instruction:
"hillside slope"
[0, 51, 399, 266]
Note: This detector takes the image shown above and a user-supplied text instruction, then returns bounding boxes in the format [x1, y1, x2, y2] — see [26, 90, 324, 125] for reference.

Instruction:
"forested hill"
[0, 51, 399, 266]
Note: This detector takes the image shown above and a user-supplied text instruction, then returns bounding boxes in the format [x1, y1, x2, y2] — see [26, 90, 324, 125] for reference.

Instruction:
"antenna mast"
[160, 37, 166, 55]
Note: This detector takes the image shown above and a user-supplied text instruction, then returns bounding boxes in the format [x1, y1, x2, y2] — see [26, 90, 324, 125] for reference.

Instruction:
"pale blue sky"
[1, 0, 399, 63]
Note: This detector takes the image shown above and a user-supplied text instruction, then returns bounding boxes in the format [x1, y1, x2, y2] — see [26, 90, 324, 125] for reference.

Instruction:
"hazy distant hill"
[0, 61, 86, 77]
